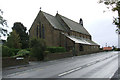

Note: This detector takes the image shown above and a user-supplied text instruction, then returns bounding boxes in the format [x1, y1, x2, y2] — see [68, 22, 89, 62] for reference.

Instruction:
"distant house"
[103, 47, 112, 51]
[29, 10, 100, 55]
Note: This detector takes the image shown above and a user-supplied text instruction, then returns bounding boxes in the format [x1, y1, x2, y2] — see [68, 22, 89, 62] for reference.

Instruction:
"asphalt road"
[2, 51, 119, 79]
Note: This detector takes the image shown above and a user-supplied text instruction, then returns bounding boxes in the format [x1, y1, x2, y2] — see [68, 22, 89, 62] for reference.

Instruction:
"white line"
[58, 54, 117, 77]
[109, 66, 118, 78]
[58, 67, 81, 77]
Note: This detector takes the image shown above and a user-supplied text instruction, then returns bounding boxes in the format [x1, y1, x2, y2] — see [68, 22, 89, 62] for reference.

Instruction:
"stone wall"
[2, 57, 29, 68]
[74, 44, 100, 55]
[60, 33, 74, 51]
[44, 52, 73, 61]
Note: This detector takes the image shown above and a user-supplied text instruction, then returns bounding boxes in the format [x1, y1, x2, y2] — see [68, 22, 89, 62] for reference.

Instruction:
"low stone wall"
[2, 57, 29, 68]
[77, 50, 104, 56]
[44, 52, 73, 61]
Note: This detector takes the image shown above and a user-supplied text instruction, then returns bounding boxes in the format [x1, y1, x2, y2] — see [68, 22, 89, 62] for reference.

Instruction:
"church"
[29, 10, 100, 55]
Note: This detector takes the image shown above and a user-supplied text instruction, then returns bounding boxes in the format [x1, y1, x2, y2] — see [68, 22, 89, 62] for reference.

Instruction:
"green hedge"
[13, 50, 30, 57]
[114, 48, 120, 51]
[47, 47, 66, 53]
[2, 46, 15, 57]
[2, 45, 22, 57]
[10, 48, 21, 55]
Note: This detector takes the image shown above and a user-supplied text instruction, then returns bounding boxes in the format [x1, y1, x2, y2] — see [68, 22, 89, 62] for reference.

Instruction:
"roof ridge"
[41, 11, 55, 17]
[57, 14, 82, 26]
[57, 13, 90, 36]
[41, 11, 66, 31]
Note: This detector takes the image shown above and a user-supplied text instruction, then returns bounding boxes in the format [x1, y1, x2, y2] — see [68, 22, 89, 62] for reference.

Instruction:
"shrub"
[10, 48, 21, 55]
[43, 51, 50, 56]
[26, 48, 31, 51]
[47, 47, 66, 53]
[2, 46, 14, 57]
[30, 38, 46, 60]
[5, 30, 22, 49]
[115, 48, 120, 51]
[14, 49, 30, 57]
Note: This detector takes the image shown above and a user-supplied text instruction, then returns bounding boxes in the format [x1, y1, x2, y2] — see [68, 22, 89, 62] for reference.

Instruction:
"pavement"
[2, 51, 119, 79]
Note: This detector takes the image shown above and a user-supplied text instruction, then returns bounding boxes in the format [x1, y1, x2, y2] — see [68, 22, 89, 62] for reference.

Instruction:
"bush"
[115, 48, 120, 51]
[43, 51, 50, 56]
[2, 46, 15, 57]
[14, 49, 30, 57]
[47, 47, 66, 53]
[10, 48, 21, 55]
[30, 38, 46, 60]
[26, 48, 31, 51]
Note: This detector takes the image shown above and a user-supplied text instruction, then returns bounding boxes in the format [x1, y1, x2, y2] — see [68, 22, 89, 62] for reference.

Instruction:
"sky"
[0, 0, 118, 47]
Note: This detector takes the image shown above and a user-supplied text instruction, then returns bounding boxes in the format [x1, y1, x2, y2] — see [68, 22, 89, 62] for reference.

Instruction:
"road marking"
[58, 54, 118, 77]
[86, 62, 96, 66]
[58, 67, 82, 77]
[109, 69, 117, 79]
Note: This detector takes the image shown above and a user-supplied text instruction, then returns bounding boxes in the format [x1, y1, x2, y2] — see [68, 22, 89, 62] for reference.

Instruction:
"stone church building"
[29, 10, 100, 55]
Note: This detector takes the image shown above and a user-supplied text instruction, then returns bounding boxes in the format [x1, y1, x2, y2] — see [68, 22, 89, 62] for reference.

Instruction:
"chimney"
[79, 18, 83, 26]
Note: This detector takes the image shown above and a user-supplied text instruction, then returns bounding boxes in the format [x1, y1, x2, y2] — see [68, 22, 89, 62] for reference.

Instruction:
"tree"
[12, 22, 29, 49]
[98, 0, 120, 34]
[0, 9, 8, 38]
[6, 30, 21, 49]
[30, 38, 46, 60]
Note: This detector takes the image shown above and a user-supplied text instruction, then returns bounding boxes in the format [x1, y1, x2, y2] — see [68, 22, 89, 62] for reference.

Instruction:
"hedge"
[2, 46, 15, 57]
[13, 50, 30, 57]
[47, 47, 66, 53]
[10, 48, 21, 55]
[115, 48, 120, 51]
[2, 45, 22, 57]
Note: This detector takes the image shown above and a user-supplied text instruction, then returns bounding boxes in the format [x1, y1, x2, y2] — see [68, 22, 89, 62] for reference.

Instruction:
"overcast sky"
[0, 0, 118, 47]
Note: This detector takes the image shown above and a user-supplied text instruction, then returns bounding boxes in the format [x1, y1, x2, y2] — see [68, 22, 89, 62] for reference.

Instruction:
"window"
[36, 25, 39, 38]
[59, 32, 61, 46]
[39, 22, 41, 38]
[79, 44, 83, 51]
[42, 24, 45, 39]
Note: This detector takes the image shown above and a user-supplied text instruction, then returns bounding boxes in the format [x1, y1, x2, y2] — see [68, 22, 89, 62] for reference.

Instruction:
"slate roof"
[65, 34, 98, 45]
[58, 14, 90, 36]
[42, 11, 66, 31]
[42, 11, 90, 36]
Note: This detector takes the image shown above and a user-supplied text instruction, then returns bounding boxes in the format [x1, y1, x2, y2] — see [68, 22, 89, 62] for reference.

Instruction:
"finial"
[40, 7, 42, 11]
[57, 11, 58, 14]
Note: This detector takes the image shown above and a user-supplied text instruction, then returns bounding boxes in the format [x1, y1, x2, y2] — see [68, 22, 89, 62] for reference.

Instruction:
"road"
[2, 51, 119, 79]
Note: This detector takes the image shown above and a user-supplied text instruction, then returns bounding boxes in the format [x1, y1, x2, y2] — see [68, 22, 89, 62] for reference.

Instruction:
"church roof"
[58, 14, 90, 36]
[42, 11, 90, 36]
[64, 34, 98, 45]
[42, 11, 66, 31]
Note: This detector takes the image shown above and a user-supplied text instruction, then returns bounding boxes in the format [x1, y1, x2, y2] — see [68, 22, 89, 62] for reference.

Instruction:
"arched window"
[36, 25, 39, 38]
[39, 22, 41, 38]
[42, 24, 45, 39]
